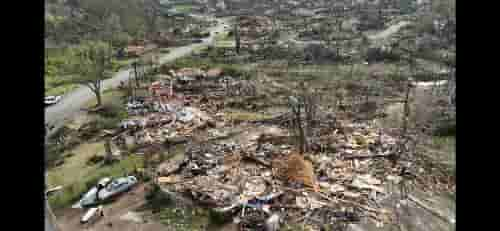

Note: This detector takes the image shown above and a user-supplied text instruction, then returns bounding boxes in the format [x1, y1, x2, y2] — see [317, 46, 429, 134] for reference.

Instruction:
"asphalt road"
[45, 17, 229, 140]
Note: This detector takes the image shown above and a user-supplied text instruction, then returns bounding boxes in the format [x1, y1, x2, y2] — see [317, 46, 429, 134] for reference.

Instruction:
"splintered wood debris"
[102, 67, 454, 230]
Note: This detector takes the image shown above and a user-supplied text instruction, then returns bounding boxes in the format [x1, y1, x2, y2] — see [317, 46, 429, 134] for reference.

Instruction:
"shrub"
[84, 176, 103, 191]
[113, 33, 132, 48]
[98, 101, 127, 119]
[145, 184, 173, 212]
[433, 118, 456, 137]
[223, 66, 247, 78]
[86, 154, 104, 166]
[46, 143, 65, 168]
[96, 117, 121, 130]
[208, 210, 232, 225]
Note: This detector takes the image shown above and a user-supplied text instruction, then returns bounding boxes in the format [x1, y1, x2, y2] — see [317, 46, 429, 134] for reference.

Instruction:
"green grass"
[84, 88, 125, 108]
[111, 58, 135, 72]
[430, 136, 456, 166]
[173, 4, 194, 13]
[45, 47, 75, 96]
[45, 46, 134, 96]
[48, 152, 144, 210]
[214, 31, 233, 43]
[159, 48, 171, 54]
[46, 84, 78, 96]
[165, 56, 250, 74]
[47, 88, 136, 210]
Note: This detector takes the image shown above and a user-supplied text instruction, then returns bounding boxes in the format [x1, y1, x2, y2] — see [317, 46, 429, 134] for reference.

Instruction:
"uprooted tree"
[66, 41, 113, 107]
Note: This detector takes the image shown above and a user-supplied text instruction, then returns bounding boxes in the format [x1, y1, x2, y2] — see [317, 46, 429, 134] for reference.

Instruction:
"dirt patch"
[56, 184, 167, 231]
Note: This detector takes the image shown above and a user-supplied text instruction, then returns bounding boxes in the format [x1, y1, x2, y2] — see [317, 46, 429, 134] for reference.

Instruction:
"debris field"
[105, 66, 454, 230]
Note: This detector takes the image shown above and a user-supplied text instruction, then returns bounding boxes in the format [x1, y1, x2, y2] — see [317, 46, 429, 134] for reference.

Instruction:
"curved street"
[45, 17, 229, 140]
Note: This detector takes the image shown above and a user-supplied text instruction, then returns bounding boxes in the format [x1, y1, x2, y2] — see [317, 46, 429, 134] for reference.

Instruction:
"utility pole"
[132, 61, 139, 87]
[45, 198, 61, 231]
[45, 172, 62, 231]
[234, 22, 240, 54]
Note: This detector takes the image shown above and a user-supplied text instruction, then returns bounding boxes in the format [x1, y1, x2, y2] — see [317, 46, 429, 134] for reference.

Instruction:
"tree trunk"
[350, 63, 355, 78]
[402, 76, 412, 135]
[133, 62, 139, 87]
[296, 106, 306, 154]
[95, 89, 103, 107]
[234, 23, 240, 54]
[104, 138, 113, 164]
[129, 78, 135, 101]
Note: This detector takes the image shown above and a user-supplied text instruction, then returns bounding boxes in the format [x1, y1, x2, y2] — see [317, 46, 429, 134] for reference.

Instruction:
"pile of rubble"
[239, 16, 273, 36]
[111, 66, 248, 151]
[115, 104, 216, 148]
[158, 67, 226, 83]
[237, 16, 274, 50]
[155, 116, 424, 230]
[104, 65, 453, 230]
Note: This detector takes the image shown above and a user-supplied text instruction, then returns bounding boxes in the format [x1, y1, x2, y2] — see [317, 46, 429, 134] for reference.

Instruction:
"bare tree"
[142, 0, 163, 40]
[288, 82, 319, 154]
[66, 41, 113, 107]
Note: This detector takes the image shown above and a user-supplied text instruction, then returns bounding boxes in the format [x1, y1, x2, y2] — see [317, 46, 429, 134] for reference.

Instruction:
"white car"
[76, 176, 138, 208]
[45, 95, 62, 106]
[99, 176, 138, 199]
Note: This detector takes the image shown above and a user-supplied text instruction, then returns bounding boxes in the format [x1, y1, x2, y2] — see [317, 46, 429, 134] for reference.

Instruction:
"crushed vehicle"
[73, 176, 138, 208]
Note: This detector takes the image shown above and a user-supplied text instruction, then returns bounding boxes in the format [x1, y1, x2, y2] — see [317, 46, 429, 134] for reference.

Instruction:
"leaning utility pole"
[45, 198, 61, 231]
[45, 172, 61, 231]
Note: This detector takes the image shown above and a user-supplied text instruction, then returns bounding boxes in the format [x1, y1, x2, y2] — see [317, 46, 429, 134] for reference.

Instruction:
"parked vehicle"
[74, 176, 138, 208]
[45, 95, 62, 106]
[98, 176, 138, 199]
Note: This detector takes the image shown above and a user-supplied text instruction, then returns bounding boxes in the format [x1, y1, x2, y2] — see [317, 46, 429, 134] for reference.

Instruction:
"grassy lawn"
[167, 56, 249, 73]
[214, 40, 235, 48]
[45, 47, 134, 96]
[46, 83, 78, 96]
[429, 136, 456, 167]
[111, 58, 136, 72]
[214, 30, 233, 42]
[173, 4, 194, 13]
[84, 88, 125, 108]
[47, 86, 139, 210]
[47, 141, 144, 210]
[45, 47, 75, 96]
